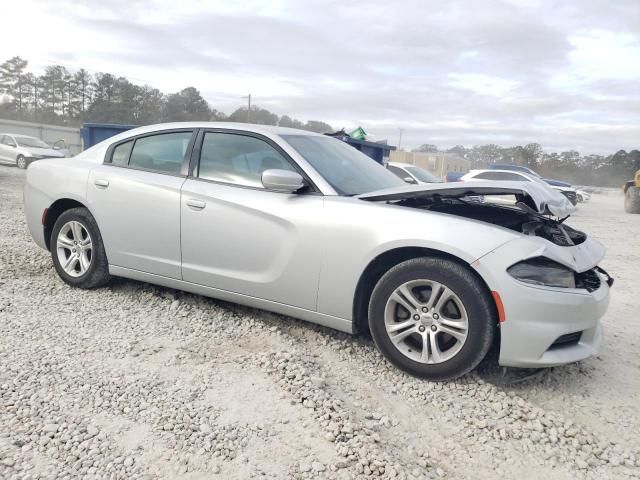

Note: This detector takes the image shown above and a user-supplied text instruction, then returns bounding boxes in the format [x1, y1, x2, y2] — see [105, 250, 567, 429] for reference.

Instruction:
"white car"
[387, 162, 443, 184]
[23, 123, 612, 380]
[462, 169, 579, 206]
[0, 134, 66, 169]
[576, 189, 591, 203]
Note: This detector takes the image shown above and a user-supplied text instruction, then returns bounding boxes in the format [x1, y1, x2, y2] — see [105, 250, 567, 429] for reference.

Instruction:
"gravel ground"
[1, 165, 639, 480]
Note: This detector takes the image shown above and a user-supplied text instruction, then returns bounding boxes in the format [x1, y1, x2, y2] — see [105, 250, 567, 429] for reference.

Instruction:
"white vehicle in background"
[387, 162, 443, 184]
[0, 134, 67, 169]
[576, 189, 591, 203]
[462, 169, 580, 206]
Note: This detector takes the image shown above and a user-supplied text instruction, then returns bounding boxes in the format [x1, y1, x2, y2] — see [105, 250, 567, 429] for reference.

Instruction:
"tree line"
[0, 56, 333, 133]
[2, 56, 636, 187]
[413, 143, 640, 187]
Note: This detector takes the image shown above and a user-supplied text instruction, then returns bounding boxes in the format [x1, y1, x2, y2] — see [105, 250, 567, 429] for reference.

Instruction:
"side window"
[197, 132, 296, 188]
[505, 172, 529, 181]
[387, 165, 407, 179]
[111, 140, 133, 166]
[476, 171, 525, 181]
[129, 132, 193, 174]
[475, 172, 498, 180]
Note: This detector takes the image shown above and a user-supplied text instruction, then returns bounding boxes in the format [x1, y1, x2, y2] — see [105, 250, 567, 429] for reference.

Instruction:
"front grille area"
[575, 269, 601, 292]
[549, 331, 582, 350]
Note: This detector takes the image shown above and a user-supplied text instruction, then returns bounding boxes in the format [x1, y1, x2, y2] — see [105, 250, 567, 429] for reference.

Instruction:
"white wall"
[0, 118, 82, 155]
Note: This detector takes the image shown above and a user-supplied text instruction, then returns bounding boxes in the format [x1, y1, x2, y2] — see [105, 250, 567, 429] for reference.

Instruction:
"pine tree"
[0, 56, 29, 118]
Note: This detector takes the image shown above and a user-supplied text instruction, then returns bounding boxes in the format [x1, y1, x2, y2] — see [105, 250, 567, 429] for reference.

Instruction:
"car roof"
[74, 122, 329, 164]
[468, 169, 530, 176]
[491, 163, 532, 170]
[387, 162, 412, 168]
[119, 122, 325, 138]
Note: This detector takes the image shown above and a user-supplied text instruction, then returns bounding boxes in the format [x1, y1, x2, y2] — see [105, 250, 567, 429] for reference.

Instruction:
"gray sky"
[1, 0, 639, 154]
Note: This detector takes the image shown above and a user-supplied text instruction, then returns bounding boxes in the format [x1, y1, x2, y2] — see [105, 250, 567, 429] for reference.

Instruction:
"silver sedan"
[23, 123, 611, 380]
[0, 133, 65, 169]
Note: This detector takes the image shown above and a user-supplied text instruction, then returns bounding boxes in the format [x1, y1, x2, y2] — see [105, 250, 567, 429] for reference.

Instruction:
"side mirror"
[403, 176, 417, 184]
[261, 169, 305, 193]
[53, 139, 66, 150]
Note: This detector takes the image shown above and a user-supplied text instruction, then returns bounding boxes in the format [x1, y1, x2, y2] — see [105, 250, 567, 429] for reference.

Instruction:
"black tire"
[368, 257, 497, 381]
[50, 207, 111, 289]
[624, 186, 640, 214]
[16, 155, 27, 169]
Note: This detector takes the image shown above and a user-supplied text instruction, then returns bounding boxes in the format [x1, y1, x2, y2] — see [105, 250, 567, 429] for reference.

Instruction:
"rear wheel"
[368, 257, 496, 381]
[50, 207, 111, 288]
[624, 186, 640, 214]
[16, 155, 27, 169]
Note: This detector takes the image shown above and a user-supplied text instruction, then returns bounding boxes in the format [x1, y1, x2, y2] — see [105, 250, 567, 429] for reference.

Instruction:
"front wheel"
[50, 207, 111, 288]
[16, 155, 27, 169]
[368, 257, 497, 381]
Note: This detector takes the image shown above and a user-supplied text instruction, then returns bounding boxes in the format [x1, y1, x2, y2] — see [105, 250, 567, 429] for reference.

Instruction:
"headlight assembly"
[507, 257, 576, 288]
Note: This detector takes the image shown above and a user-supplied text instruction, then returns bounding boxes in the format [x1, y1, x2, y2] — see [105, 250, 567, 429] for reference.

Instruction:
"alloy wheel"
[56, 221, 93, 277]
[16, 156, 26, 169]
[384, 279, 469, 364]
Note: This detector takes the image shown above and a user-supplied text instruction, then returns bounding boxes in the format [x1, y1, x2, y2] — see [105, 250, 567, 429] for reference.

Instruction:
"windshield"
[404, 166, 443, 183]
[15, 136, 50, 148]
[281, 135, 404, 195]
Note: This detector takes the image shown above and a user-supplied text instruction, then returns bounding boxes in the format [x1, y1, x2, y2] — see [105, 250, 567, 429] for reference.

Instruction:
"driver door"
[180, 130, 325, 310]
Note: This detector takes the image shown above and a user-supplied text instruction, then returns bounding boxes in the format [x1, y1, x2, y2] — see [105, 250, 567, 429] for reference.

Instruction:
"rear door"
[180, 130, 324, 310]
[87, 129, 195, 279]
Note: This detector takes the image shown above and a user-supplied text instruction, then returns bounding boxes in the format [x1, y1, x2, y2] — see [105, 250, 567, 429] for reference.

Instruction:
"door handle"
[94, 179, 109, 188]
[186, 199, 206, 210]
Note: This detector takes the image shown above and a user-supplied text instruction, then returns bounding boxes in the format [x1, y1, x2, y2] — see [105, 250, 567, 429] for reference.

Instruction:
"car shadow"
[106, 277, 595, 390]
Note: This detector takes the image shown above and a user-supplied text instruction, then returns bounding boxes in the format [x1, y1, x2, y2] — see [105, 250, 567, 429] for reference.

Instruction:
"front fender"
[316, 197, 519, 320]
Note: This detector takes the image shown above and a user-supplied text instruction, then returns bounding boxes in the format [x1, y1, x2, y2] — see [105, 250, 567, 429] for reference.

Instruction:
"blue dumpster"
[80, 123, 138, 150]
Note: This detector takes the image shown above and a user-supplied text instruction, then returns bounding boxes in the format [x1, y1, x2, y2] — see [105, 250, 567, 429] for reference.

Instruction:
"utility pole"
[242, 93, 252, 123]
[398, 128, 404, 150]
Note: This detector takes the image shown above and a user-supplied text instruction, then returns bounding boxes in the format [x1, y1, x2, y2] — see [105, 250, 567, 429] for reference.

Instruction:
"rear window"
[111, 140, 133, 166]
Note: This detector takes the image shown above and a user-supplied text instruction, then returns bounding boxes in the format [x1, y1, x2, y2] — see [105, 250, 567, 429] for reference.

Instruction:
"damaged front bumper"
[472, 236, 611, 368]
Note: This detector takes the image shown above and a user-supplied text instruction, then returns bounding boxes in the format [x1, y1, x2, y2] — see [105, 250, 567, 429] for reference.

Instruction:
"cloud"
[1, 0, 638, 154]
[448, 74, 520, 97]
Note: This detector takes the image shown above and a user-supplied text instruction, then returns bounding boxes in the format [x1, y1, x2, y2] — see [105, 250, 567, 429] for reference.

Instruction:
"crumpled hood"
[357, 180, 576, 218]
